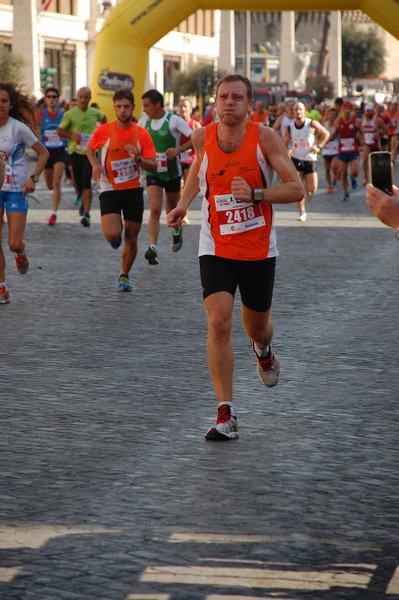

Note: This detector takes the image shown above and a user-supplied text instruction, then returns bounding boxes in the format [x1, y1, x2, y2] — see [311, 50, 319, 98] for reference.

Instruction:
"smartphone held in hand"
[368, 151, 393, 195]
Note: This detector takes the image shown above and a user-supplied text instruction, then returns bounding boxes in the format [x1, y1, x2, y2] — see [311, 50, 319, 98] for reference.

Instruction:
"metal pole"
[246, 11, 251, 79]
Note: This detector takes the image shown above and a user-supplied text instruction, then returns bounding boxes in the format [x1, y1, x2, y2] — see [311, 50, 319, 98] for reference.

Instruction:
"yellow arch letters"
[92, 0, 399, 117]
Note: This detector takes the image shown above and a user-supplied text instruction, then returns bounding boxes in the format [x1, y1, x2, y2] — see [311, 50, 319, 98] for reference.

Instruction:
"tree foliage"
[171, 62, 227, 101]
[0, 43, 25, 82]
[306, 75, 334, 103]
[342, 24, 385, 85]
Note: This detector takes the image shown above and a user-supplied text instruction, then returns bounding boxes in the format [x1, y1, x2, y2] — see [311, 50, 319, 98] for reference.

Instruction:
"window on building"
[164, 56, 181, 94]
[37, 0, 77, 16]
[43, 46, 75, 99]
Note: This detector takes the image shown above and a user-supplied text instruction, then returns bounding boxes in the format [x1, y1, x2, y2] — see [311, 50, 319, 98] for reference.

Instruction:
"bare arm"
[231, 127, 304, 205]
[312, 120, 330, 150]
[86, 145, 102, 180]
[272, 114, 283, 132]
[22, 140, 49, 194]
[87, 144, 157, 180]
[167, 128, 205, 228]
[57, 127, 81, 142]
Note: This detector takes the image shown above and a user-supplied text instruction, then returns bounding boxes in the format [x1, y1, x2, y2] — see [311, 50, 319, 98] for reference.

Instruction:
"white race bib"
[214, 193, 265, 235]
[77, 133, 92, 151]
[156, 152, 168, 173]
[110, 158, 139, 184]
[1, 164, 13, 191]
[341, 137, 355, 152]
[44, 130, 63, 148]
[293, 140, 309, 149]
[180, 149, 192, 162]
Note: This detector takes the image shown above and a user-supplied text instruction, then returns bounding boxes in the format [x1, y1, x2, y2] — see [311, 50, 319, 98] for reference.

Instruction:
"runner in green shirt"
[58, 87, 106, 227]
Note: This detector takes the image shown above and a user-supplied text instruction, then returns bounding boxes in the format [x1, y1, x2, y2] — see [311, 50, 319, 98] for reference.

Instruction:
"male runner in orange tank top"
[87, 88, 156, 293]
[167, 74, 303, 441]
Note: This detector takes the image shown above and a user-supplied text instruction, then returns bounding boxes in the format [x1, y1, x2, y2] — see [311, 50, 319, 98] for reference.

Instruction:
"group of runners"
[1, 75, 398, 441]
[247, 96, 399, 219]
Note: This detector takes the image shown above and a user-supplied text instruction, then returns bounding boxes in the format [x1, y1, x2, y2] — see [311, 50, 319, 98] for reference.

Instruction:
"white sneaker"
[205, 404, 239, 440]
[298, 212, 307, 222]
[254, 344, 281, 387]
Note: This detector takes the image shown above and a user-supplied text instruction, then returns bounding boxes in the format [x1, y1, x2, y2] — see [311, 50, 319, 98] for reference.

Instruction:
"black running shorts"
[45, 147, 67, 169]
[99, 188, 144, 223]
[199, 255, 276, 312]
[146, 175, 181, 193]
[291, 157, 317, 175]
[70, 153, 93, 194]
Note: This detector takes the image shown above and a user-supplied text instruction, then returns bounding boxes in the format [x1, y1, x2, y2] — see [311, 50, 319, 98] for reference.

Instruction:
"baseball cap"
[365, 102, 374, 110]
[342, 101, 353, 109]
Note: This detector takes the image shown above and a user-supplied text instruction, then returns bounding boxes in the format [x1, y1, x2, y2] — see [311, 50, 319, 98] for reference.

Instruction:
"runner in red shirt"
[329, 101, 360, 201]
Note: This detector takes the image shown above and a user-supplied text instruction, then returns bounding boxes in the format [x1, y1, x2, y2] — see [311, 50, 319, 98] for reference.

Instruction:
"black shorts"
[99, 188, 144, 223]
[45, 147, 67, 169]
[146, 175, 181, 193]
[199, 255, 276, 312]
[291, 157, 317, 175]
[70, 153, 93, 194]
[323, 154, 338, 164]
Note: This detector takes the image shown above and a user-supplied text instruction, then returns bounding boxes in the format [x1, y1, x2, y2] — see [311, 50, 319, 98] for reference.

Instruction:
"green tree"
[306, 74, 334, 103]
[342, 24, 385, 88]
[171, 62, 226, 101]
[0, 43, 25, 82]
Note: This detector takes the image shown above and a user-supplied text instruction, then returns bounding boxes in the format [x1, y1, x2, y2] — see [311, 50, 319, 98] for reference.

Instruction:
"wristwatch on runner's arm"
[252, 189, 263, 204]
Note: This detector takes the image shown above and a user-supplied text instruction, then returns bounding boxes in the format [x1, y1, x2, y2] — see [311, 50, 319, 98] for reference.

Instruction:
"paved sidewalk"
[0, 159, 398, 600]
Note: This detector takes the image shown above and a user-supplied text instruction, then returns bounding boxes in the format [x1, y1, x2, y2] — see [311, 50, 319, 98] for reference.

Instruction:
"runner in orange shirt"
[167, 74, 303, 440]
[87, 88, 156, 293]
[250, 100, 268, 124]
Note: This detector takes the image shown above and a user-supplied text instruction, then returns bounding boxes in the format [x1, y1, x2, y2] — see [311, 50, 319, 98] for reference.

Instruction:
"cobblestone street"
[1, 157, 398, 599]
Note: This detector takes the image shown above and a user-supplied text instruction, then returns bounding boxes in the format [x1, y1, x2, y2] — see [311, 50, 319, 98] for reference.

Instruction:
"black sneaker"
[171, 228, 183, 252]
[144, 245, 158, 265]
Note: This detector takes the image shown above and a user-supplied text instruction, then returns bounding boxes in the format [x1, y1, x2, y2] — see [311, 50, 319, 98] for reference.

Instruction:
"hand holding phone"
[368, 151, 393, 195]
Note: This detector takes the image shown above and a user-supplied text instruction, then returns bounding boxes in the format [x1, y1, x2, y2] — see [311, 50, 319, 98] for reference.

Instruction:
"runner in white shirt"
[322, 108, 340, 193]
[0, 82, 49, 304]
[284, 101, 329, 221]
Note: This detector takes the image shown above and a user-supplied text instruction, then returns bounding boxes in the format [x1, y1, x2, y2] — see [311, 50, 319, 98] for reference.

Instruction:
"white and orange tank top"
[197, 121, 277, 261]
[89, 121, 156, 193]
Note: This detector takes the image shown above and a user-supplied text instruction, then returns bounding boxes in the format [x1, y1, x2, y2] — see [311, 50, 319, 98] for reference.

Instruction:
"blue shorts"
[0, 192, 29, 213]
[338, 152, 359, 163]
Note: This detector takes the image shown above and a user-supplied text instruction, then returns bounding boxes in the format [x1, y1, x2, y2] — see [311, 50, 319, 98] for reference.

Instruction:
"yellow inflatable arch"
[92, 0, 399, 118]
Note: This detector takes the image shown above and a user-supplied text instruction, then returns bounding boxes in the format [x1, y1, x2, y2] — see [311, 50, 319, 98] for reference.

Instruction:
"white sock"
[254, 344, 271, 358]
[150, 243, 157, 251]
[0, 281, 6, 287]
[219, 401, 236, 415]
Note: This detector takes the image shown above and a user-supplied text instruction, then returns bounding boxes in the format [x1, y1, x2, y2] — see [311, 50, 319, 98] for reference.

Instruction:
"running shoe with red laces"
[205, 404, 239, 441]
[48, 213, 57, 226]
[14, 251, 29, 275]
[327, 185, 334, 193]
[253, 343, 280, 387]
[0, 285, 10, 304]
